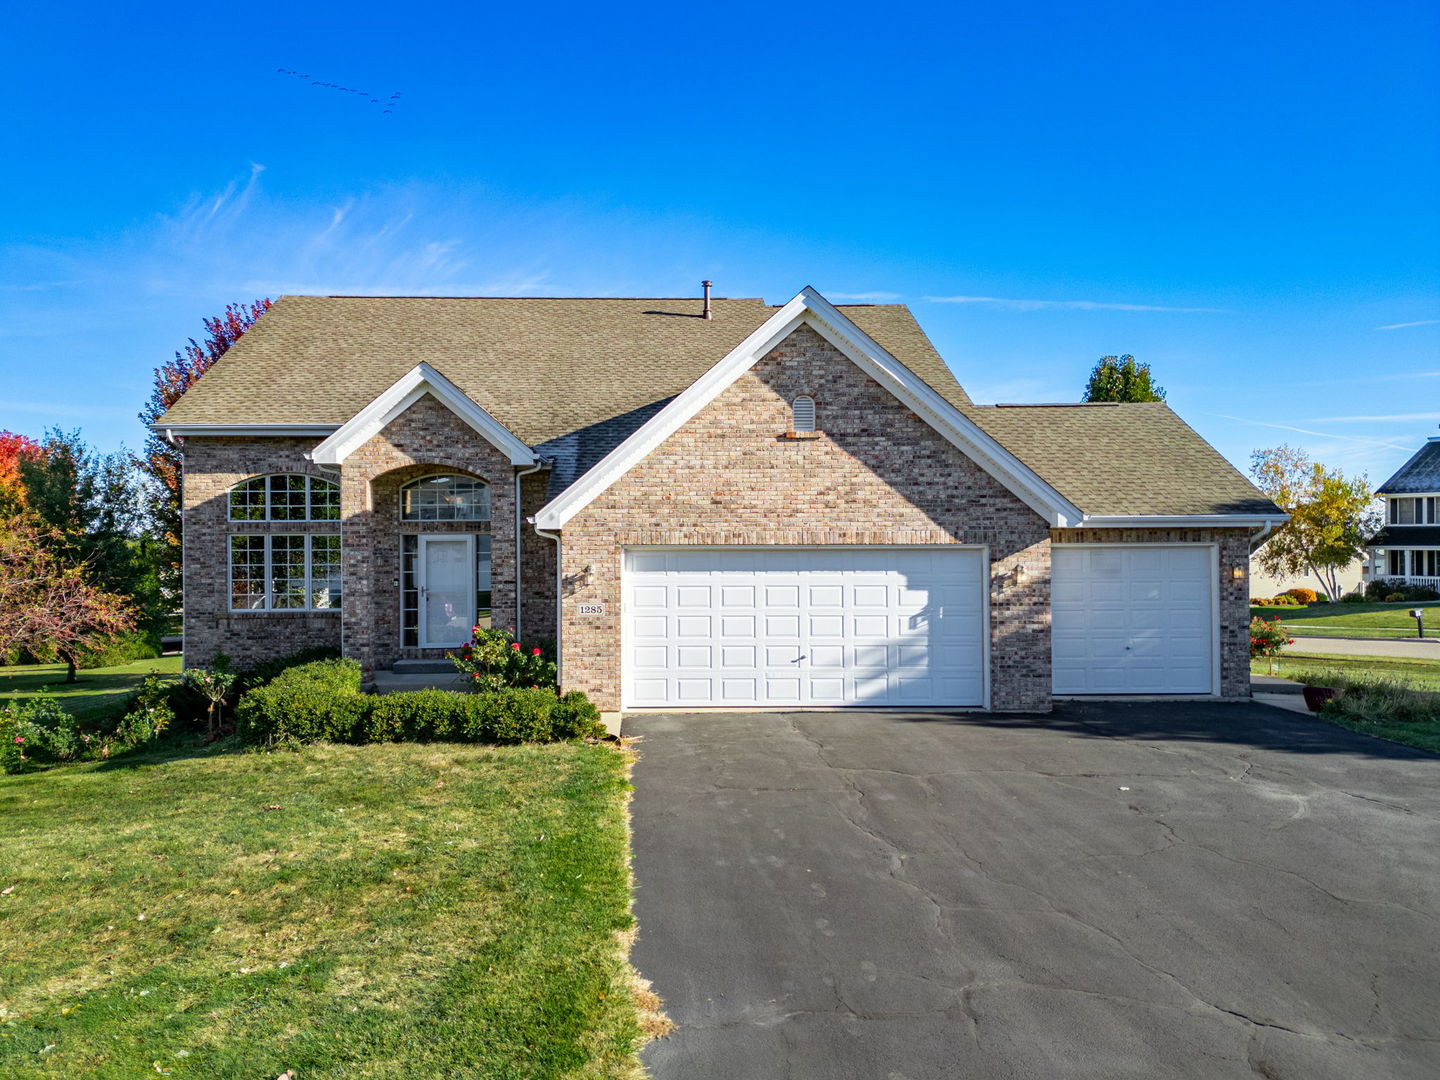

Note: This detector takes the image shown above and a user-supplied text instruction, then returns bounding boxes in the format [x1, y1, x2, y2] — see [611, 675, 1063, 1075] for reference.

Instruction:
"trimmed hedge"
[1366, 578, 1440, 602]
[235, 659, 604, 747]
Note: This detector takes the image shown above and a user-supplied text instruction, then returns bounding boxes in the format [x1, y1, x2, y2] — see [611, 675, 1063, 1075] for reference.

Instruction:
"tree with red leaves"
[0, 519, 136, 682]
[0, 431, 44, 518]
[136, 300, 272, 595]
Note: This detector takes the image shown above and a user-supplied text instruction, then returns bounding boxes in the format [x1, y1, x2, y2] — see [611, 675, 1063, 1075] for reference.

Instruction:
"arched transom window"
[401, 474, 490, 522]
[229, 474, 340, 521]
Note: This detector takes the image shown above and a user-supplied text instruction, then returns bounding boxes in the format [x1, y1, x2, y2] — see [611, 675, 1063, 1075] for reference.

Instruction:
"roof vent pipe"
[702, 280, 713, 320]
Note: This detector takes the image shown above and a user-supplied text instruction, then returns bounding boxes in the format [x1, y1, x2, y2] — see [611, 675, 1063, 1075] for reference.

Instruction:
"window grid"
[228, 475, 341, 522]
[229, 534, 341, 611]
[400, 475, 490, 522]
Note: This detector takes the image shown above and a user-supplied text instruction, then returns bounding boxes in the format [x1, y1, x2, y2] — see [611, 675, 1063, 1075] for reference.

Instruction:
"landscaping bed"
[0, 738, 655, 1078]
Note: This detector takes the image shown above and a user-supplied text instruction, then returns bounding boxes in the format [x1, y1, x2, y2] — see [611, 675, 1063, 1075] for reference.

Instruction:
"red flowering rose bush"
[448, 626, 558, 691]
[1249, 615, 1294, 675]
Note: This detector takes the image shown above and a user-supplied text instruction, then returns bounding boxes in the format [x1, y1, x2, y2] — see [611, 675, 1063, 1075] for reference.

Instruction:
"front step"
[391, 659, 456, 675]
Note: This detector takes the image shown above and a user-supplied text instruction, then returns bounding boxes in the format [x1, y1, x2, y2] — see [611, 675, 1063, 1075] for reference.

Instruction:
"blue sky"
[2, 1, 1437, 483]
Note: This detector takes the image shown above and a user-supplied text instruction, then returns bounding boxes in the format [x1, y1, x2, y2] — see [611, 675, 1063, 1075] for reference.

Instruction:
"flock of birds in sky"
[276, 69, 402, 114]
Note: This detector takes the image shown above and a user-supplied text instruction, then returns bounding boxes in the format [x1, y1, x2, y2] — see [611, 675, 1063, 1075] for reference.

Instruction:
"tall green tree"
[1250, 445, 1380, 601]
[136, 300, 272, 598]
[19, 429, 162, 640]
[1083, 354, 1167, 402]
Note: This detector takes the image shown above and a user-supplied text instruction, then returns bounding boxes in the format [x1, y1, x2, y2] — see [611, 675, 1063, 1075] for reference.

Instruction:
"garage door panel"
[1053, 546, 1214, 695]
[624, 547, 985, 708]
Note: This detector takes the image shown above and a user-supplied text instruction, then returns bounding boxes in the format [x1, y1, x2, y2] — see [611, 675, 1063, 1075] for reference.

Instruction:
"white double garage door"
[622, 545, 1218, 708]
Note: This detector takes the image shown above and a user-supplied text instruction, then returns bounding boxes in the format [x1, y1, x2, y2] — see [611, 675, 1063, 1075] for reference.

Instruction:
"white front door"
[419, 535, 476, 647]
[623, 546, 987, 709]
[1051, 545, 1216, 694]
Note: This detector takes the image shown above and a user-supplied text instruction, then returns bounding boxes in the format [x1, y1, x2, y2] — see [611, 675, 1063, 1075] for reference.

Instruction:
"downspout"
[529, 518, 562, 687]
[514, 459, 547, 641]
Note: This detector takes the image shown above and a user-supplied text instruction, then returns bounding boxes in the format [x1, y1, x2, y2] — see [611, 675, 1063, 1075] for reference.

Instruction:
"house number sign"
[578, 602, 607, 616]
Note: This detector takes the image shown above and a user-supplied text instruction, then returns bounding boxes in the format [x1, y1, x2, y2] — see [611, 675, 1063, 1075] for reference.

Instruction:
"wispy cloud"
[1311, 411, 1440, 423]
[1376, 319, 1440, 331]
[0, 280, 84, 292]
[1210, 413, 1417, 454]
[922, 295, 1227, 313]
[826, 290, 902, 302]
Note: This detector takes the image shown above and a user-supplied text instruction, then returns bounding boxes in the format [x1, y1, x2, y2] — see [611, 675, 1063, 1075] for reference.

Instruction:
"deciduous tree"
[1250, 445, 1380, 601]
[1083, 355, 1167, 402]
[0, 519, 135, 682]
[0, 431, 44, 518]
[136, 300, 272, 596]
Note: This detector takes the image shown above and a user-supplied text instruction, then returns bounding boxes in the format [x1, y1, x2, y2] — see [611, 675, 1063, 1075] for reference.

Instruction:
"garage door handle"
[791, 655, 807, 663]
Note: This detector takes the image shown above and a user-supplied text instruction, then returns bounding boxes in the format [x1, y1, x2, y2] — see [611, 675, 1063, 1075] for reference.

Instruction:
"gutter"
[514, 460, 549, 641]
[529, 518, 563, 686]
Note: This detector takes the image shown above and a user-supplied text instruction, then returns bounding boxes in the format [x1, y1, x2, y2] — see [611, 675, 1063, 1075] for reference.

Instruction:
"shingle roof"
[157, 295, 969, 444]
[1376, 439, 1440, 495]
[962, 402, 1279, 517]
[159, 294, 1277, 519]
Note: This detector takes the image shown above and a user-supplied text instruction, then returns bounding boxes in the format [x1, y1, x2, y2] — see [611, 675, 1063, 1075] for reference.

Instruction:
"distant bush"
[74, 629, 163, 670]
[1366, 579, 1440, 602]
[1252, 596, 1303, 607]
[236, 658, 604, 748]
[1282, 587, 1319, 605]
[1339, 591, 1368, 604]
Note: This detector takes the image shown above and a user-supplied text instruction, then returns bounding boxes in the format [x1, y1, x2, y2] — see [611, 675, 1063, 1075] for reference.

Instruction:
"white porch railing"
[1379, 576, 1440, 590]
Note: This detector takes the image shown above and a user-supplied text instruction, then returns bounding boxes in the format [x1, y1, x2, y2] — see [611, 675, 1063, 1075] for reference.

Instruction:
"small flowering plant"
[1249, 615, 1294, 675]
[449, 626, 557, 691]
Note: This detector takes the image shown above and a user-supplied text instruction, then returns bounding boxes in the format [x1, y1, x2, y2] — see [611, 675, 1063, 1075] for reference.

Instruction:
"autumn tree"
[1083, 355, 1167, 402]
[0, 519, 135, 682]
[19, 429, 161, 639]
[0, 431, 44, 518]
[1250, 445, 1381, 601]
[136, 300, 272, 595]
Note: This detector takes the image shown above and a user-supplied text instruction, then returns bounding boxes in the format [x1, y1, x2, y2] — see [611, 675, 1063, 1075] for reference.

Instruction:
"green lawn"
[1250, 601, 1440, 640]
[0, 739, 654, 1079]
[0, 656, 182, 723]
[1252, 650, 1440, 692]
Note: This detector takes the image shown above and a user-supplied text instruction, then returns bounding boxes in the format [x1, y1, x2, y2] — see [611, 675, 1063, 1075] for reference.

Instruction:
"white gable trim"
[533, 287, 1085, 530]
[309, 362, 537, 466]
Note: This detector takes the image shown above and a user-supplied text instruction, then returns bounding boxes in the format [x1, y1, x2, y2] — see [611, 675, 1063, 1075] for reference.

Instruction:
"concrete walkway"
[1290, 635, 1440, 660]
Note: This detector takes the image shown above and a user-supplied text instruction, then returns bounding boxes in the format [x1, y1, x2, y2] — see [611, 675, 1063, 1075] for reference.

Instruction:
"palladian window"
[400, 474, 491, 522]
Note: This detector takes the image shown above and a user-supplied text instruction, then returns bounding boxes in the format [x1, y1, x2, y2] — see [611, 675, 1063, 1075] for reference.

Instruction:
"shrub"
[1250, 615, 1293, 672]
[1340, 591, 1367, 604]
[75, 628, 164, 669]
[1367, 578, 1440, 602]
[115, 673, 175, 750]
[449, 627, 557, 691]
[0, 698, 83, 773]
[1282, 587, 1318, 605]
[236, 658, 604, 747]
[236, 645, 342, 695]
[1252, 596, 1301, 607]
[236, 658, 365, 746]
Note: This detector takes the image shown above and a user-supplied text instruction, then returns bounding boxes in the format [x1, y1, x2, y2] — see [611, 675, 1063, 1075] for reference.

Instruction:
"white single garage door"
[1052, 545, 1216, 694]
[624, 547, 986, 709]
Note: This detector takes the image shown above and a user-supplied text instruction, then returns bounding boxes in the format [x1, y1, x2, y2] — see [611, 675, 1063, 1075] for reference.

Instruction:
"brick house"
[156, 287, 1284, 717]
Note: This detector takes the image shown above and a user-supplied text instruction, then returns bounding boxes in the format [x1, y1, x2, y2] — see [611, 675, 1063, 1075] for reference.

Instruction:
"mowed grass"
[1250, 601, 1440, 640]
[0, 657, 182, 723]
[1251, 650, 1440, 692]
[0, 738, 650, 1079]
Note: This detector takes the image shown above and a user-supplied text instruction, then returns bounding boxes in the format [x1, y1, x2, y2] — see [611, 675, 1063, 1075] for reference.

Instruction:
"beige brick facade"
[559, 325, 1054, 712]
[180, 325, 1254, 709]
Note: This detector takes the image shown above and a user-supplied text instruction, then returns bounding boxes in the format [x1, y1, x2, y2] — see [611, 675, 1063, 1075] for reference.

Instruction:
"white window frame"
[228, 533, 342, 612]
[228, 474, 341, 523]
[399, 474, 492, 523]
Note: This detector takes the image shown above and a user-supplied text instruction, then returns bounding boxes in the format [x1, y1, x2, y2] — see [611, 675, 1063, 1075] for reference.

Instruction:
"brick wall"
[560, 324, 1053, 712]
[1051, 527, 1254, 697]
[519, 470, 558, 643]
[339, 395, 517, 675]
[180, 437, 341, 668]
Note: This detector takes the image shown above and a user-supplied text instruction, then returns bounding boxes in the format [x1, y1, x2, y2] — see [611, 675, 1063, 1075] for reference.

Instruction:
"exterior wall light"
[1232, 566, 1246, 580]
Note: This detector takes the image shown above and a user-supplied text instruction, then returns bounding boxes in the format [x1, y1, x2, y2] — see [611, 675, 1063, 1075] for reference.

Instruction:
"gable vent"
[792, 396, 817, 433]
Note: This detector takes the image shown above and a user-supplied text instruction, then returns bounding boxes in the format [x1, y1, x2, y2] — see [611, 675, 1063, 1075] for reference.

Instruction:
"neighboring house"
[156, 287, 1284, 715]
[1248, 561, 1364, 601]
[1365, 435, 1440, 590]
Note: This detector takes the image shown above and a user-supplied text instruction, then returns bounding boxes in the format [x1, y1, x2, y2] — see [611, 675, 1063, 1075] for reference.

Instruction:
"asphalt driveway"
[628, 703, 1440, 1079]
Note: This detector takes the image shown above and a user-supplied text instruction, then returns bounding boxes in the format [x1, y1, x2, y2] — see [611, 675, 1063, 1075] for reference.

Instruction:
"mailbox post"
[1411, 609, 1426, 639]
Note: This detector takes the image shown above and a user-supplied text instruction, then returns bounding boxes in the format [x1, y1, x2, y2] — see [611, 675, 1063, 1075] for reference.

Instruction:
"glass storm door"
[418, 535, 476, 647]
